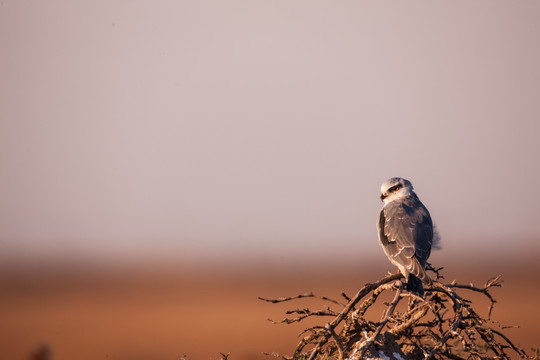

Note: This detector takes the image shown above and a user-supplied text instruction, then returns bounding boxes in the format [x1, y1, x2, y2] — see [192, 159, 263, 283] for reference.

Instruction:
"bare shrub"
[260, 267, 531, 360]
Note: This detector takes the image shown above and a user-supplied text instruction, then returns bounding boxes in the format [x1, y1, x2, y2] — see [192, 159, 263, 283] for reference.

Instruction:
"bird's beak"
[380, 194, 386, 201]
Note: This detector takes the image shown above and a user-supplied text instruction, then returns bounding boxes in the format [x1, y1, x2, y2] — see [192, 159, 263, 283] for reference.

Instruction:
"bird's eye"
[389, 185, 401, 192]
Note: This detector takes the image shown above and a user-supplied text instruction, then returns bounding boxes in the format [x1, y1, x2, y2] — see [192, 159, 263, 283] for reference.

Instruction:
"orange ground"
[1, 261, 538, 360]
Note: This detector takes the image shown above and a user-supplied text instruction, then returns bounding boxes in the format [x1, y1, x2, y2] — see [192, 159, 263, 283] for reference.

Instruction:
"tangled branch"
[260, 269, 531, 360]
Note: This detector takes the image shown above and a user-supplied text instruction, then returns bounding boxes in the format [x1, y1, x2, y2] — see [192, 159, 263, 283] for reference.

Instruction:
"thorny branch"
[260, 269, 531, 360]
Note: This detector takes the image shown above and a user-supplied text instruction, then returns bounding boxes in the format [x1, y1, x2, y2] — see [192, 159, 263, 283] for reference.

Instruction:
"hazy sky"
[1, 1, 539, 265]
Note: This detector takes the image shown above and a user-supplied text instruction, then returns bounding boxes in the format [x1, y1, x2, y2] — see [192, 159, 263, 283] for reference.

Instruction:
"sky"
[1, 1, 539, 266]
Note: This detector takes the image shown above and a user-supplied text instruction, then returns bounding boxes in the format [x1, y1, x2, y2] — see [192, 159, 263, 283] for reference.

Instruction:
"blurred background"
[1, 1, 539, 359]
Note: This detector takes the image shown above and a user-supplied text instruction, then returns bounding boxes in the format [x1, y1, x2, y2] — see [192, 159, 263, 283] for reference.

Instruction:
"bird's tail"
[409, 258, 432, 285]
[406, 274, 424, 296]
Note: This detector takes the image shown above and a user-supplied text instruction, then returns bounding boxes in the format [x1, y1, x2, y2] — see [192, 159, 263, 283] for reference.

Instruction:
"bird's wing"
[377, 196, 433, 282]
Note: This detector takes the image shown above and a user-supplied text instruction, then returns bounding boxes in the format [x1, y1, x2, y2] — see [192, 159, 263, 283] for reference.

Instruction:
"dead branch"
[268, 307, 338, 325]
[259, 292, 344, 306]
[260, 270, 530, 360]
[359, 284, 403, 358]
[305, 273, 403, 360]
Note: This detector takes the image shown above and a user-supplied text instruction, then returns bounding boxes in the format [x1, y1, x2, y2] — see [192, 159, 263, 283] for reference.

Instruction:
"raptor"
[377, 177, 437, 295]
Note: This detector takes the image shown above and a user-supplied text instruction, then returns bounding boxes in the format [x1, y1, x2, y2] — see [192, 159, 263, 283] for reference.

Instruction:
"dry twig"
[260, 270, 530, 360]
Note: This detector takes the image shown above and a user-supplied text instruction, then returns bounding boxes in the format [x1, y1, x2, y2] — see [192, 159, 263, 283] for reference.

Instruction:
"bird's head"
[380, 177, 414, 204]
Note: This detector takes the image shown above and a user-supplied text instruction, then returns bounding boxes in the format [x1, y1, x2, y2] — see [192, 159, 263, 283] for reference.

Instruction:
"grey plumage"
[376, 177, 436, 295]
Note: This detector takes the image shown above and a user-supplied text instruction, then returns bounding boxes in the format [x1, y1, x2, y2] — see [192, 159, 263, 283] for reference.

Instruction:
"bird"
[376, 177, 437, 295]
